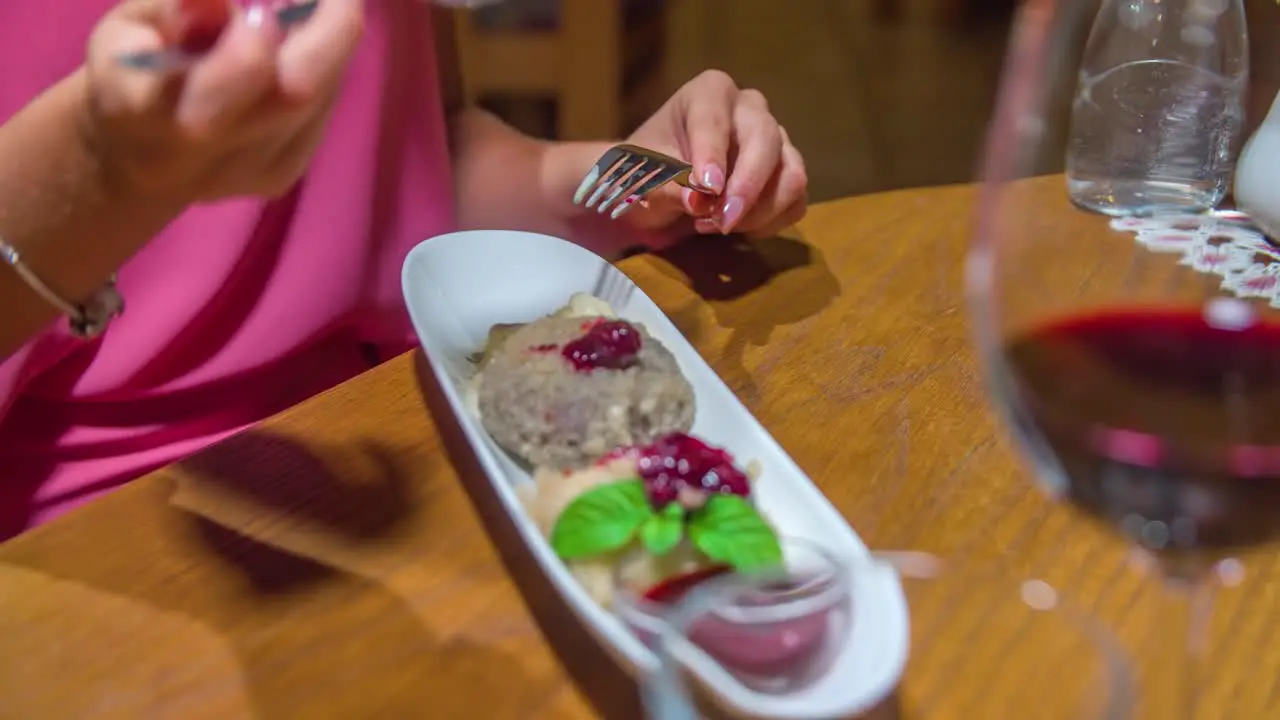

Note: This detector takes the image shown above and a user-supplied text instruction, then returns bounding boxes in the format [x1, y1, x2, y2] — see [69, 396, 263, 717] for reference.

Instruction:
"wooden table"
[3, 177, 1278, 718]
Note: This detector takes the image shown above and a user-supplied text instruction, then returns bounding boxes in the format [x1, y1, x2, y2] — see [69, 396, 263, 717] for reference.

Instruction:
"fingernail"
[717, 196, 745, 234]
[694, 218, 719, 235]
[244, 1, 283, 33]
[244, 4, 268, 29]
[700, 164, 726, 194]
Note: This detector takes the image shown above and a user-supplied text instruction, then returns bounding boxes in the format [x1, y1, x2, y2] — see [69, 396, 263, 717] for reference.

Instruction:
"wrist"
[0, 68, 188, 340]
[70, 70, 126, 207]
[34, 70, 186, 271]
[74, 69, 195, 211]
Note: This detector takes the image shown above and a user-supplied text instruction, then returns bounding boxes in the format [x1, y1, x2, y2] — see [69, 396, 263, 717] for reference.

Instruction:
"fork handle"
[115, 1, 319, 73]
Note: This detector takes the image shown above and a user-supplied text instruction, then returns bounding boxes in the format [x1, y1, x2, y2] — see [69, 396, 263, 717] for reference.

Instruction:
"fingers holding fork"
[115, 0, 319, 74]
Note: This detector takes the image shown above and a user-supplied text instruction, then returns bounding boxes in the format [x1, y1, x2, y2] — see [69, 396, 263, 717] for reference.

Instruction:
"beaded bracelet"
[0, 238, 123, 339]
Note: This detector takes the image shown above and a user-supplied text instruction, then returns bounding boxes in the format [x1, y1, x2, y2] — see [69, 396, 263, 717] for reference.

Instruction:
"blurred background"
[455, 0, 1279, 203]
[457, 0, 1019, 203]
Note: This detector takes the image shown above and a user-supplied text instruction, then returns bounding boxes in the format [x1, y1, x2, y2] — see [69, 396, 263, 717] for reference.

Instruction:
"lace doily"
[1110, 215, 1280, 306]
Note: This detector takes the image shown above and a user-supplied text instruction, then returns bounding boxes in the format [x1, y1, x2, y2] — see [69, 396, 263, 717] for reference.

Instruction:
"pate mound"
[476, 315, 694, 470]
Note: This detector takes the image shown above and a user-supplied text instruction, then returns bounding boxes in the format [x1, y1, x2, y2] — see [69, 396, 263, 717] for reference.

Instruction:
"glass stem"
[1158, 556, 1218, 720]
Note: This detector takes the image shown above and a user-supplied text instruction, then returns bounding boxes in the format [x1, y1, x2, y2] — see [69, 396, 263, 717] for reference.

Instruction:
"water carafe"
[1065, 0, 1248, 216]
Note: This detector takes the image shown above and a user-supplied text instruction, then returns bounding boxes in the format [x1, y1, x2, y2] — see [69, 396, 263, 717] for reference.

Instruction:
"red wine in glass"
[999, 302, 1280, 564]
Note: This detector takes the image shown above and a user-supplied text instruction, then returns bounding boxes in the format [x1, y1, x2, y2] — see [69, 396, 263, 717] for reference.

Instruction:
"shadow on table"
[863, 690, 904, 719]
[686, 681, 903, 719]
[1, 456, 559, 717]
[650, 233, 842, 403]
[175, 429, 415, 541]
[191, 516, 337, 595]
[162, 435, 567, 714]
[175, 521, 552, 717]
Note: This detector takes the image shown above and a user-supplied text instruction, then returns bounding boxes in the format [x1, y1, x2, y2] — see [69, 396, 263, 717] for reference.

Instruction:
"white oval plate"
[401, 230, 908, 719]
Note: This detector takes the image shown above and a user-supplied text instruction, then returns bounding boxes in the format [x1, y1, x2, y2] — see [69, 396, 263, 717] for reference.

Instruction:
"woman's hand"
[622, 70, 809, 238]
[84, 0, 364, 202]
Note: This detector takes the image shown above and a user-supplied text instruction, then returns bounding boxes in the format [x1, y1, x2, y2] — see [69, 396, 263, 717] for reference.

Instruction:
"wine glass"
[640, 551, 1133, 719]
[970, 0, 1280, 717]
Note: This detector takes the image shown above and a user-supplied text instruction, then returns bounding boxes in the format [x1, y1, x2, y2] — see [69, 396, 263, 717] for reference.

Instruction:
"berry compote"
[562, 319, 642, 371]
[606, 433, 752, 509]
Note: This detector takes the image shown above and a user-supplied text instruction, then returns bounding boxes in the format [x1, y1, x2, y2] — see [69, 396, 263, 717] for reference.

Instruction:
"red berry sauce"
[617, 433, 751, 509]
[643, 566, 732, 604]
[561, 319, 642, 371]
[179, 23, 224, 54]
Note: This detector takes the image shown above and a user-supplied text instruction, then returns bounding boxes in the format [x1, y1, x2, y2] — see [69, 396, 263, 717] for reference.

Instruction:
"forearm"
[0, 69, 186, 360]
[448, 107, 661, 258]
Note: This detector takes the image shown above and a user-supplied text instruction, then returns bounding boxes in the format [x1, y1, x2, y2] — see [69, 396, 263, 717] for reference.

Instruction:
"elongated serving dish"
[401, 230, 908, 719]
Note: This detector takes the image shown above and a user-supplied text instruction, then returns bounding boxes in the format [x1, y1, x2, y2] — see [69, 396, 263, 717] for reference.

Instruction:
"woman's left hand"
[622, 70, 809, 238]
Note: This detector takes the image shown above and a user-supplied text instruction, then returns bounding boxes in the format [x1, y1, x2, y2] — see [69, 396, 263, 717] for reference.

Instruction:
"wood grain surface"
[2, 176, 1277, 718]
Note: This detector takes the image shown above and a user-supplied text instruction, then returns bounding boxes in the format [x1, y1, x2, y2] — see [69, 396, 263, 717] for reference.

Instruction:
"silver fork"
[116, 1, 319, 73]
[590, 260, 634, 310]
[573, 144, 717, 220]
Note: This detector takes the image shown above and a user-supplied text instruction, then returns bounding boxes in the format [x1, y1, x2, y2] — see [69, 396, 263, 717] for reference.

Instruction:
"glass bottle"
[1065, 0, 1248, 217]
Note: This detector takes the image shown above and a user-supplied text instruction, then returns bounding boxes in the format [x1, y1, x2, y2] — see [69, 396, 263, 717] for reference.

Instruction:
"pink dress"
[0, 1, 455, 539]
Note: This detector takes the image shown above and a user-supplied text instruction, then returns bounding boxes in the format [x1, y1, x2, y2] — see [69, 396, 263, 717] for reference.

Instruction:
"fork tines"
[573, 145, 692, 219]
[590, 261, 634, 309]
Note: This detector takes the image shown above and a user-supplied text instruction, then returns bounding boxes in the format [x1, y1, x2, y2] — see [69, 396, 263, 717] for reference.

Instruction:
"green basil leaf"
[688, 495, 783, 571]
[550, 479, 653, 560]
[639, 502, 685, 556]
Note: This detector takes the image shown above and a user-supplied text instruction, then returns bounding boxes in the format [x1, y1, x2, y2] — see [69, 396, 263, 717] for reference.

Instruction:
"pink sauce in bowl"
[678, 577, 839, 687]
[613, 539, 850, 694]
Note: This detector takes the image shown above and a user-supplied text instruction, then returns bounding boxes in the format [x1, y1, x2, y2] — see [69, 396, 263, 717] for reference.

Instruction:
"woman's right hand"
[84, 0, 364, 202]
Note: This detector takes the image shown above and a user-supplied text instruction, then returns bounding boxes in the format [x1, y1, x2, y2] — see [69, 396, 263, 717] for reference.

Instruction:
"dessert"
[526, 431, 778, 608]
[474, 294, 695, 470]
[470, 294, 784, 611]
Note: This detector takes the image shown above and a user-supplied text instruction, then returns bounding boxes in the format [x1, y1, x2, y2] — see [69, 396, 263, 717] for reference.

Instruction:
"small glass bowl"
[641, 550, 1135, 720]
[612, 536, 851, 694]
